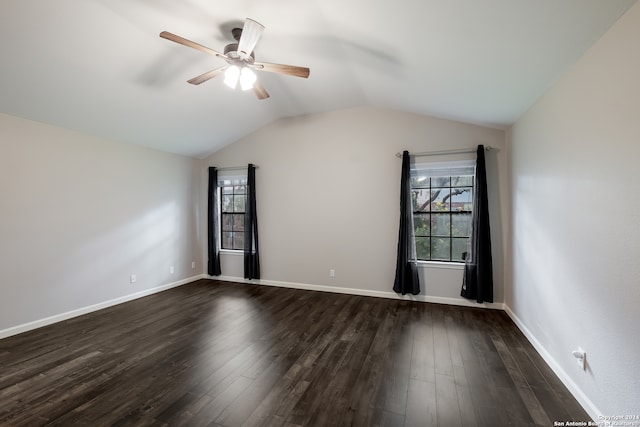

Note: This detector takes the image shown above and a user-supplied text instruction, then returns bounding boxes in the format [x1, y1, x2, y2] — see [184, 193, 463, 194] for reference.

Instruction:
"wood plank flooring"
[0, 279, 592, 426]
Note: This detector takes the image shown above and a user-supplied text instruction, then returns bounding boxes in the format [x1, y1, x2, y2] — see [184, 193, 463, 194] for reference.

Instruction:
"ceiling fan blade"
[160, 31, 226, 59]
[253, 81, 270, 100]
[187, 66, 228, 85]
[237, 18, 265, 59]
[253, 62, 310, 78]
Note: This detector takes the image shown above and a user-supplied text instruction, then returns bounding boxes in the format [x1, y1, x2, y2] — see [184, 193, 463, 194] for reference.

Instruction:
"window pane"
[233, 233, 245, 250]
[234, 185, 246, 195]
[431, 238, 450, 261]
[222, 195, 234, 212]
[233, 214, 244, 231]
[452, 175, 473, 186]
[222, 214, 233, 232]
[415, 237, 430, 260]
[432, 188, 450, 211]
[221, 186, 234, 194]
[411, 176, 429, 188]
[411, 190, 419, 211]
[452, 213, 471, 237]
[413, 189, 435, 212]
[234, 195, 246, 212]
[431, 213, 450, 236]
[452, 238, 469, 262]
[432, 176, 450, 187]
[414, 213, 430, 237]
[410, 163, 475, 264]
[451, 187, 473, 211]
[222, 232, 233, 249]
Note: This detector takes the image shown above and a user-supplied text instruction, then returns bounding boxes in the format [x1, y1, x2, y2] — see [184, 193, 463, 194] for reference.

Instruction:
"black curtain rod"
[215, 165, 259, 171]
[395, 146, 494, 158]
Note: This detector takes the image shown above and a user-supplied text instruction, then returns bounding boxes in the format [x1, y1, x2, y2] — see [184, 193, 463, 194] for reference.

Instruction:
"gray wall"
[203, 107, 508, 305]
[509, 1, 640, 417]
[0, 113, 202, 335]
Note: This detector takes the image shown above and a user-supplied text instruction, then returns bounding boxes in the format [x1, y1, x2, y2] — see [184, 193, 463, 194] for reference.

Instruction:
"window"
[411, 161, 475, 262]
[219, 176, 247, 250]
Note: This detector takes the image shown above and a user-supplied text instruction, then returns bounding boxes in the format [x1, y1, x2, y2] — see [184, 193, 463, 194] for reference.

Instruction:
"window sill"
[416, 261, 465, 270]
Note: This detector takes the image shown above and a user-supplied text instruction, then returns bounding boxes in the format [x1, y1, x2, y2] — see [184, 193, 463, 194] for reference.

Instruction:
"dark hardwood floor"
[0, 279, 591, 426]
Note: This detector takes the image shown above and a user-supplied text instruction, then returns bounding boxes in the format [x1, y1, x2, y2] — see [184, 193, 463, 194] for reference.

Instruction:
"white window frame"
[410, 159, 475, 264]
[217, 172, 247, 253]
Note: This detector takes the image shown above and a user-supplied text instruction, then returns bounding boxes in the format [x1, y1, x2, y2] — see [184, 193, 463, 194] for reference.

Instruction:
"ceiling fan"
[160, 18, 310, 100]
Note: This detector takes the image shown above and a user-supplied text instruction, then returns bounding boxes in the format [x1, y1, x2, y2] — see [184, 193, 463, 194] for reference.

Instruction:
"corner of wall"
[503, 304, 600, 421]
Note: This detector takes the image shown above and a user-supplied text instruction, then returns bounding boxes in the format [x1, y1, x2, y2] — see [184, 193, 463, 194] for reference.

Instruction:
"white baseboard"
[503, 305, 600, 421]
[0, 274, 207, 340]
[210, 275, 505, 310]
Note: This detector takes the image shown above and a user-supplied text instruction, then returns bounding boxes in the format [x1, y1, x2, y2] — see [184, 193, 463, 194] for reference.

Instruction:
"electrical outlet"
[191, 261, 196, 269]
[169, 266, 174, 274]
[130, 274, 136, 283]
[572, 348, 586, 370]
[329, 269, 335, 278]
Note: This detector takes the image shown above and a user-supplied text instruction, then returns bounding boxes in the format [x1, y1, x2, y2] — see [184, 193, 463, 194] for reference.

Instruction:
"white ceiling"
[1, 0, 636, 158]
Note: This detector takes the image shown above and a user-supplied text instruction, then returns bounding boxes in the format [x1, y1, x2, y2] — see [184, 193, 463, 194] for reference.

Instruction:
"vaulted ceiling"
[1, 0, 636, 157]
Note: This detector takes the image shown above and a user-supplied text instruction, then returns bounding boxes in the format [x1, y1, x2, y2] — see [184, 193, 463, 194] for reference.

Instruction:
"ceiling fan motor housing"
[224, 42, 255, 61]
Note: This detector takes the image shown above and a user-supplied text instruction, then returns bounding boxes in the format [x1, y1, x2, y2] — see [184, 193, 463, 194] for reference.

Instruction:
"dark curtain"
[207, 167, 222, 276]
[393, 151, 420, 295]
[244, 164, 260, 280]
[461, 145, 493, 303]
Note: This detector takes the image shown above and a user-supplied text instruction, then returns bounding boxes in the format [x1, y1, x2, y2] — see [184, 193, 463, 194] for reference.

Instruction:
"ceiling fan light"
[239, 67, 257, 91]
[224, 65, 240, 89]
